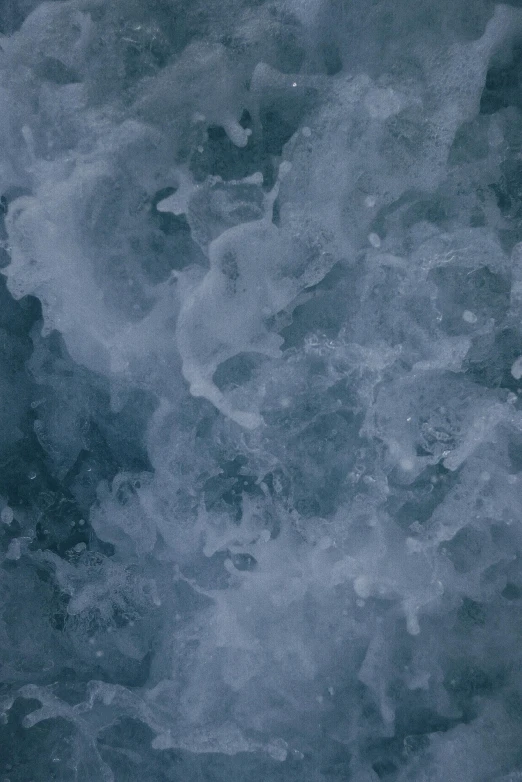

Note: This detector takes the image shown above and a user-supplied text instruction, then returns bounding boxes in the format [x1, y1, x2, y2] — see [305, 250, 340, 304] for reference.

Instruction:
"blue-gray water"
[1, 1, 522, 779]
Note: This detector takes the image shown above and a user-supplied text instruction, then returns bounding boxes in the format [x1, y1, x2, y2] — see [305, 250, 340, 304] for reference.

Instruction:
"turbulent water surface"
[2, 1, 522, 779]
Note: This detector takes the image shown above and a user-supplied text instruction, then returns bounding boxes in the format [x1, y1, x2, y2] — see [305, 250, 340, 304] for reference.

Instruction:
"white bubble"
[1, 506, 13, 525]
[462, 310, 477, 323]
[354, 576, 371, 599]
[6, 539, 21, 560]
[512, 356, 522, 380]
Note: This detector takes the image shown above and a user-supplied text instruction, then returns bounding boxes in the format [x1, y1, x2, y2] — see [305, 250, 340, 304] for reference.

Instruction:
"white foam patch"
[2, 2, 522, 779]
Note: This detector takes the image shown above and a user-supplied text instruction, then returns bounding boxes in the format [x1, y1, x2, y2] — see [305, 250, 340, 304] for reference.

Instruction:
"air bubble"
[1, 506, 13, 525]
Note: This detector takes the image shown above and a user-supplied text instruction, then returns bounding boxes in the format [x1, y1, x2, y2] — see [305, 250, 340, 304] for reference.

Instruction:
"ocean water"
[1, 1, 522, 779]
